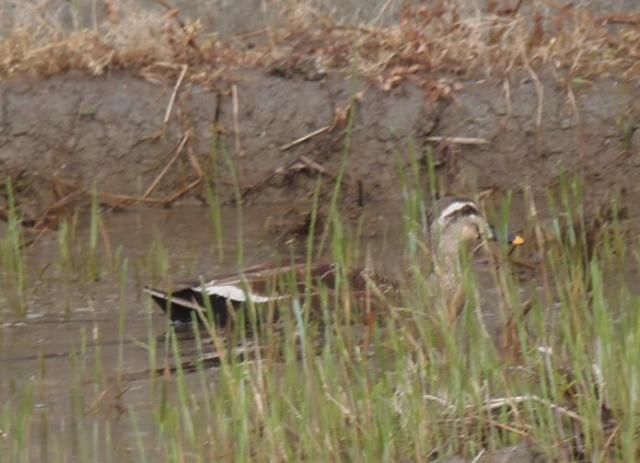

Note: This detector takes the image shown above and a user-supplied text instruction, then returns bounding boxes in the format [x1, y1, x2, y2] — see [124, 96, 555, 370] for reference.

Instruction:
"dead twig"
[280, 91, 365, 152]
[280, 155, 333, 178]
[231, 84, 243, 156]
[470, 449, 486, 463]
[425, 136, 489, 145]
[49, 177, 166, 206]
[163, 178, 202, 206]
[280, 125, 331, 151]
[522, 52, 544, 129]
[34, 189, 84, 225]
[186, 144, 203, 178]
[480, 395, 586, 424]
[503, 79, 512, 116]
[164, 64, 188, 127]
[0, 189, 79, 235]
[242, 155, 334, 198]
[36, 173, 206, 211]
[603, 424, 620, 454]
[142, 133, 190, 199]
[598, 14, 640, 25]
[475, 416, 529, 437]
[97, 191, 167, 207]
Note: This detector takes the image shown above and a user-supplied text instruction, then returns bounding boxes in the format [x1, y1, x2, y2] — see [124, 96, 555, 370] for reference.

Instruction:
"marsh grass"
[1, 1, 638, 83]
[1, 153, 640, 462]
[0, 179, 27, 316]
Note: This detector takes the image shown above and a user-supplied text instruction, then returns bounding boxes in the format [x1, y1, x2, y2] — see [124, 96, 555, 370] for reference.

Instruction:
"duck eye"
[461, 205, 477, 215]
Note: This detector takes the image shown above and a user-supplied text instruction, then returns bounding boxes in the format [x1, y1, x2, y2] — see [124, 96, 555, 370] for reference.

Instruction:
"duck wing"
[146, 260, 395, 324]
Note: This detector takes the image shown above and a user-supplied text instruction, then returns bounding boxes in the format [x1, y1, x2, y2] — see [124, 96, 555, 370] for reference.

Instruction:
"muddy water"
[4, 197, 633, 460]
[0, 203, 410, 460]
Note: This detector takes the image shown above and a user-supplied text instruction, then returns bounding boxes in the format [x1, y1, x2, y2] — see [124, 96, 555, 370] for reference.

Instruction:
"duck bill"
[509, 233, 525, 246]
[489, 225, 524, 246]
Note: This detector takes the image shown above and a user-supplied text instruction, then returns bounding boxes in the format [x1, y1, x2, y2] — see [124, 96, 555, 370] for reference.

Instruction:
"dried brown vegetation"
[1, 1, 639, 87]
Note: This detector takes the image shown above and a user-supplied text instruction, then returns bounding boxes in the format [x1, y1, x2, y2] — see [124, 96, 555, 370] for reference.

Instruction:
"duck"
[145, 196, 523, 324]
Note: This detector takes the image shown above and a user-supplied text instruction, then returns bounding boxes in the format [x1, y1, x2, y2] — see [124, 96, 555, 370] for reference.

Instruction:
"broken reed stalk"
[231, 84, 242, 156]
[164, 64, 188, 127]
[142, 132, 191, 199]
[280, 126, 331, 151]
[186, 144, 203, 178]
[241, 155, 334, 198]
[164, 178, 202, 206]
[424, 136, 489, 145]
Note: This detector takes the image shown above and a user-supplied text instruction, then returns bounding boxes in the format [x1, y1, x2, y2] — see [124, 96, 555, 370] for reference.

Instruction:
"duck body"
[145, 258, 396, 324]
[146, 196, 522, 325]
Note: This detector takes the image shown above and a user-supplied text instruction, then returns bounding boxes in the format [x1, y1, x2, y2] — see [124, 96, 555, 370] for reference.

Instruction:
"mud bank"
[1, 70, 639, 210]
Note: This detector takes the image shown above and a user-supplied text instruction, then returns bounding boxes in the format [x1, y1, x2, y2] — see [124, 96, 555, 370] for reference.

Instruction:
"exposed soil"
[1, 68, 639, 218]
[0, 0, 639, 236]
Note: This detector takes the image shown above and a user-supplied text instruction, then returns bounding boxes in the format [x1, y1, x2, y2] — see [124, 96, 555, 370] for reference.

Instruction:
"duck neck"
[429, 249, 466, 321]
[432, 230, 465, 263]
[433, 252, 462, 287]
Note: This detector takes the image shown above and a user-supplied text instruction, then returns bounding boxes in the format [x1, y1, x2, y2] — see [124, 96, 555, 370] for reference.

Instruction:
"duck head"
[428, 196, 523, 258]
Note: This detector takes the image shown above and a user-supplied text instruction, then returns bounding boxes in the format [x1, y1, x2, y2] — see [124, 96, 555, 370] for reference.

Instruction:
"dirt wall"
[1, 70, 638, 213]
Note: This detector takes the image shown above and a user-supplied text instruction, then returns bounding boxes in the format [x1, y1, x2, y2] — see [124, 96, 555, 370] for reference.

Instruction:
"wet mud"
[1, 70, 639, 215]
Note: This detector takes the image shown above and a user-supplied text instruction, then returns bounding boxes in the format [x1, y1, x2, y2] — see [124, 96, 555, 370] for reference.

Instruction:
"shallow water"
[1, 197, 637, 460]
[0, 203, 414, 460]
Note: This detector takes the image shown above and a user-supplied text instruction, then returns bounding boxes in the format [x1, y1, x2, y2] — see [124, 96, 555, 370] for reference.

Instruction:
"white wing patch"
[194, 283, 279, 303]
[437, 201, 478, 225]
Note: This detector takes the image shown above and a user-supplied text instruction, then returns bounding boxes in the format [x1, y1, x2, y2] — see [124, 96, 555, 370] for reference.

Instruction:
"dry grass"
[0, 0, 638, 86]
